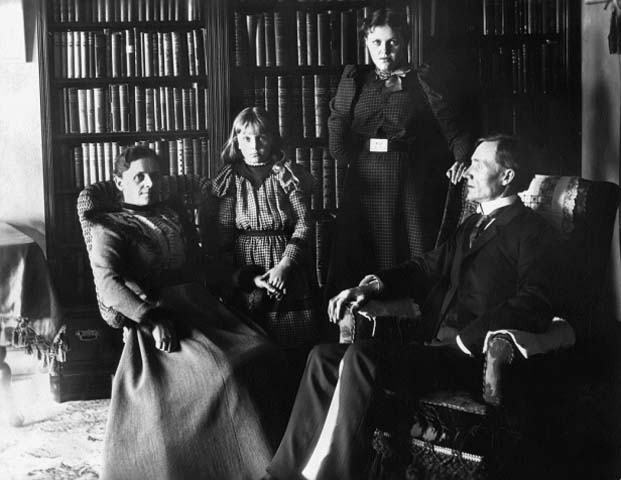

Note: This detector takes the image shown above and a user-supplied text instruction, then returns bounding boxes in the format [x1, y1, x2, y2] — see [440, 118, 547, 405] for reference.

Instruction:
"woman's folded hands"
[141, 307, 179, 353]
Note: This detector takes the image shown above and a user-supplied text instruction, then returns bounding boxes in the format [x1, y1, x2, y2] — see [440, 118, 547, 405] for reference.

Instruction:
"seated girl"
[211, 107, 320, 349]
[89, 145, 283, 480]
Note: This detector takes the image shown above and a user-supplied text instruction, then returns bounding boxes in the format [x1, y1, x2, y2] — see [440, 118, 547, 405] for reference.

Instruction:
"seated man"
[263, 134, 559, 480]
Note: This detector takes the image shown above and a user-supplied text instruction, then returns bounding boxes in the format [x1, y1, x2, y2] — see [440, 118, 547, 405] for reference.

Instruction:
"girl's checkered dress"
[325, 64, 472, 299]
[212, 159, 319, 348]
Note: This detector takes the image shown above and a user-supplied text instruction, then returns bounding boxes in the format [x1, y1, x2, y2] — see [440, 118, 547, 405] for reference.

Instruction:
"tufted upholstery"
[359, 174, 620, 479]
[76, 175, 212, 328]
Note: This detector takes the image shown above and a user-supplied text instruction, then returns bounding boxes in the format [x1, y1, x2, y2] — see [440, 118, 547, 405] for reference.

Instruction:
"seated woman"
[89, 145, 284, 480]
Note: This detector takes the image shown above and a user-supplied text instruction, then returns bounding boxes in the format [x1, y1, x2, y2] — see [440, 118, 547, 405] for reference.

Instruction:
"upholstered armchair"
[76, 175, 212, 327]
[344, 175, 619, 479]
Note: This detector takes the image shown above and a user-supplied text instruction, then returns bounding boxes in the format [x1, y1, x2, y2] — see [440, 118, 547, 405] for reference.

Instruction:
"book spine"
[264, 11, 275, 68]
[255, 14, 265, 67]
[94, 87, 105, 133]
[233, 11, 247, 67]
[301, 74, 315, 138]
[265, 75, 278, 121]
[310, 147, 323, 210]
[295, 10, 306, 67]
[317, 12, 330, 67]
[322, 148, 335, 210]
[314, 74, 329, 138]
[119, 84, 129, 131]
[306, 12, 317, 66]
[145, 87, 155, 132]
[74, 146, 84, 188]
[277, 75, 290, 139]
[274, 10, 286, 67]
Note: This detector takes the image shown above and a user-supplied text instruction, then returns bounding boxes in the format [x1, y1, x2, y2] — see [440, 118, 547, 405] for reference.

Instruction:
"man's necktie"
[468, 214, 491, 249]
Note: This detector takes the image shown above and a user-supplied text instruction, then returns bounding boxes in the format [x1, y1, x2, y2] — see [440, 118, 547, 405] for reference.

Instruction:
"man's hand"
[142, 309, 179, 353]
[445, 161, 469, 185]
[328, 287, 370, 324]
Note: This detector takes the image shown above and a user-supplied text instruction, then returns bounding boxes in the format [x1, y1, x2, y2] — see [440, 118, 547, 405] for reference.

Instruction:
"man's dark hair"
[359, 8, 410, 45]
[476, 134, 535, 193]
[114, 145, 162, 177]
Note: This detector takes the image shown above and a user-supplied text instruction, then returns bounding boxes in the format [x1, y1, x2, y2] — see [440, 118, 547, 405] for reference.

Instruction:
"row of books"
[59, 137, 210, 189]
[60, 84, 208, 134]
[233, 8, 371, 68]
[294, 146, 346, 212]
[51, 0, 203, 24]
[478, 41, 563, 95]
[481, 100, 551, 138]
[239, 73, 339, 140]
[53, 28, 208, 79]
[482, 0, 562, 36]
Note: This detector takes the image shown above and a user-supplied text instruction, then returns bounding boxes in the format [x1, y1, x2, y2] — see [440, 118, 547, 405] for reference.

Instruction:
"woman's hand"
[445, 161, 469, 185]
[142, 309, 179, 353]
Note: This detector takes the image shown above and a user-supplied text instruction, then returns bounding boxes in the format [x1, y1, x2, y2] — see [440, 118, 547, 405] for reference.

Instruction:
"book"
[264, 11, 275, 67]
[314, 74, 329, 138]
[310, 147, 323, 210]
[233, 11, 247, 67]
[246, 14, 258, 67]
[119, 84, 129, 131]
[255, 13, 265, 67]
[301, 75, 315, 138]
[77, 89, 88, 133]
[317, 12, 330, 66]
[295, 10, 306, 66]
[265, 75, 278, 121]
[322, 148, 335, 210]
[93, 87, 105, 133]
[277, 75, 290, 138]
[73, 146, 84, 188]
[274, 10, 289, 67]
[306, 12, 317, 66]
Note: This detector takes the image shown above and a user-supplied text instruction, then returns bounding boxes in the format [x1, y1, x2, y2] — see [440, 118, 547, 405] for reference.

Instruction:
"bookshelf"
[37, 0, 230, 311]
[419, 0, 580, 174]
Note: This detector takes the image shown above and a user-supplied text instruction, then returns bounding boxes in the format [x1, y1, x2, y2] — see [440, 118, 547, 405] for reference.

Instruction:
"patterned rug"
[0, 373, 108, 480]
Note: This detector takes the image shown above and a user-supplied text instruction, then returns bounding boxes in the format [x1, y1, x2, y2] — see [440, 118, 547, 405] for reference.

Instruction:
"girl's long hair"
[220, 107, 284, 164]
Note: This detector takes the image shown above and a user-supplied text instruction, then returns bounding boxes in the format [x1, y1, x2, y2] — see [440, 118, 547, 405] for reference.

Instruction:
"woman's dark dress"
[89, 203, 282, 480]
[326, 64, 471, 298]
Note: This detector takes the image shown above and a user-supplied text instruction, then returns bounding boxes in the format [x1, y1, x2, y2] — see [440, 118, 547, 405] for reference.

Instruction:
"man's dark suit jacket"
[377, 199, 558, 353]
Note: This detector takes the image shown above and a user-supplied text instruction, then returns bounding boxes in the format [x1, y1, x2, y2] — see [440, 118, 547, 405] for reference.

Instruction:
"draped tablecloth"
[0, 222, 62, 350]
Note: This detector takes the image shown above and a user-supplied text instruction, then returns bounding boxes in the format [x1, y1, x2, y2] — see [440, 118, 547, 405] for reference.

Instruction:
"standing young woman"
[325, 8, 472, 301]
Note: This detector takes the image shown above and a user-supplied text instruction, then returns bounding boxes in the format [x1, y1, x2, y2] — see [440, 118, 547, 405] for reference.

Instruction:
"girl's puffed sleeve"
[210, 164, 237, 262]
[274, 160, 314, 266]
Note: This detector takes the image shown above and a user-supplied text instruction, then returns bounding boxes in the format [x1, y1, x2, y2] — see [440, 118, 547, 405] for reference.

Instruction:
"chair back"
[76, 175, 211, 327]
[437, 175, 619, 341]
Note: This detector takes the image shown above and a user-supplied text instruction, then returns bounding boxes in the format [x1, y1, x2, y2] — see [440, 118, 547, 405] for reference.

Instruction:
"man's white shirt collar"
[478, 194, 518, 216]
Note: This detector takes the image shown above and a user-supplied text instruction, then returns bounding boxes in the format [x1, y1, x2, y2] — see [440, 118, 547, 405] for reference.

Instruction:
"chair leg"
[0, 346, 25, 427]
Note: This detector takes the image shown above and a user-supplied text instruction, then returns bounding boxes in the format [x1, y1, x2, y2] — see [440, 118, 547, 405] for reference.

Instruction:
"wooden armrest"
[338, 299, 422, 344]
[482, 333, 516, 407]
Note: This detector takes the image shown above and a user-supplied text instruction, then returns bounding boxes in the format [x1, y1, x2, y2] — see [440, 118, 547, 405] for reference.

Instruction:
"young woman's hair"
[114, 145, 161, 177]
[220, 107, 283, 164]
[358, 8, 410, 45]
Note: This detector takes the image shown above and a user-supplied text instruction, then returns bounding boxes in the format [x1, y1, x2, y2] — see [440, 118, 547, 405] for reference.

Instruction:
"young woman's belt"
[237, 229, 291, 237]
[363, 137, 410, 153]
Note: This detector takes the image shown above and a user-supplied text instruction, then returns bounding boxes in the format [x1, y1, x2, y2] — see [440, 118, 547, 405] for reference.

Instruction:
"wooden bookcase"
[418, 0, 580, 175]
[37, 0, 230, 313]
